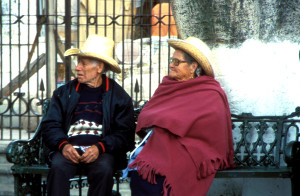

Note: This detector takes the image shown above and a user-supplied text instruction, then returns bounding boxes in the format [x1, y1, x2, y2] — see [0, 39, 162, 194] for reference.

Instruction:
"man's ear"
[98, 61, 105, 73]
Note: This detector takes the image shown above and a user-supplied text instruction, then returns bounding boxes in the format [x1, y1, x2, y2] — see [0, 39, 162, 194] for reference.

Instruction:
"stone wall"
[171, 0, 300, 116]
[172, 0, 300, 45]
[212, 39, 300, 116]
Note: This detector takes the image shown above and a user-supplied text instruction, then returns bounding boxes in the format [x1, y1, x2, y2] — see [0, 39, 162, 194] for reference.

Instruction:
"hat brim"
[167, 39, 214, 78]
[64, 48, 121, 73]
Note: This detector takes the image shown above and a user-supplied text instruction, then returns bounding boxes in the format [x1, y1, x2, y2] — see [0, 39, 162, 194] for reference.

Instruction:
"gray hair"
[90, 59, 100, 67]
[182, 51, 203, 77]
[90, 59, 108, 73]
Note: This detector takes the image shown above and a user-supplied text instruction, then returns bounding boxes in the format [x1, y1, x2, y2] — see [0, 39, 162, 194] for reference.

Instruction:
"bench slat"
[11, 165, 49, 175]
[216, 167, 292, 178]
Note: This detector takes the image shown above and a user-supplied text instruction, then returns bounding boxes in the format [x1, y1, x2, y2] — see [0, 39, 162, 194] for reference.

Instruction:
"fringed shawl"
[129, 76, 235, 196]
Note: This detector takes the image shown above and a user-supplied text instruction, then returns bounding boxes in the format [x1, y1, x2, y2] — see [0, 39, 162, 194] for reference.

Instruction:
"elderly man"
[41, 35, 135, 196]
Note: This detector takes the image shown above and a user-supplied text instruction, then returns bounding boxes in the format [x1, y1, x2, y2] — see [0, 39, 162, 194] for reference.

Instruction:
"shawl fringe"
[130, 151, 235, 196]
[129, 156, 174, 196]
[197, 151, 235, 179]
[162, 176, 172, 196]
[129, 157, 159, 184]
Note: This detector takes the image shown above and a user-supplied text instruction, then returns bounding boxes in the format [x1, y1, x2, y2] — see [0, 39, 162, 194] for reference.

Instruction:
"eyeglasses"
[169, 58, 187, 66]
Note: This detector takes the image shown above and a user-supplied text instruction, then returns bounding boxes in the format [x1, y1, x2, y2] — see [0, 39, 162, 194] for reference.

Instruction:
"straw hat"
[64, 35, 121, 73]
[167, 37, 214, 78]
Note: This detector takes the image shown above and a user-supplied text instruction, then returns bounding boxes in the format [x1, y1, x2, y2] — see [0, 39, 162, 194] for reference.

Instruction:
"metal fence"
[0, 0, 178, 140]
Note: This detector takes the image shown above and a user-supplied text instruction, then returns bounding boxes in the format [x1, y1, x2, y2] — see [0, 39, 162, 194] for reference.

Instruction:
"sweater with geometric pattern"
[68, 84, 104, 150]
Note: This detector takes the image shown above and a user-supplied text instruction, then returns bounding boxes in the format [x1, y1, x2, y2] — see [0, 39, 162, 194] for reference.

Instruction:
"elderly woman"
[128, 37, 235, 196]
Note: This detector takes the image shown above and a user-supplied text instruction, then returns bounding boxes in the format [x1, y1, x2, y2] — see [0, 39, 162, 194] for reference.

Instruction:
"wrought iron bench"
[6, 99, 300, 195]
[6, 99, 132, 196]
[214, 108, 300, 196]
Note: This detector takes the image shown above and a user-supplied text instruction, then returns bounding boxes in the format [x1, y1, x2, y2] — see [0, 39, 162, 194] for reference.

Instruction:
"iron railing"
[0, 0, 178, 140]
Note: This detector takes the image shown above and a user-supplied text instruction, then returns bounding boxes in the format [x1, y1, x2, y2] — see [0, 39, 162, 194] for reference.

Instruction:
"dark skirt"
[130, 171, 170, 196]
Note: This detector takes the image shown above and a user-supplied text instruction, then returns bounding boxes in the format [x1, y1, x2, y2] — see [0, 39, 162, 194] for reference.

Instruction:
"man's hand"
[62, 144, 81, 164]
[80, 145, 99, 163]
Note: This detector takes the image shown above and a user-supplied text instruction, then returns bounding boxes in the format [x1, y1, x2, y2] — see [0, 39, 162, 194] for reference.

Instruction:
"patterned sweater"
[68, 84, 103, 147]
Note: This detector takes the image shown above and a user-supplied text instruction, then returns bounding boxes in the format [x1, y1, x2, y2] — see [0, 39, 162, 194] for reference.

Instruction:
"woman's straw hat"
[167, 37, 214, 78]
[64, 35, 121, 73]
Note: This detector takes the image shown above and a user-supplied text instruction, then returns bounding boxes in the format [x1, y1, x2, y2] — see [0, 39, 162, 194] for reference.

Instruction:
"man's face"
[75, 57, 104, 87]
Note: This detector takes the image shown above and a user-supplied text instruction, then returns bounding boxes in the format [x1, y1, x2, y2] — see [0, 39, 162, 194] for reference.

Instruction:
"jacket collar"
[74, 74, 110, 93]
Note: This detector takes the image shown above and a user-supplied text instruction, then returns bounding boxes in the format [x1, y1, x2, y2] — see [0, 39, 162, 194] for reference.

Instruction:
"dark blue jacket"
[41, 75, 135, 169]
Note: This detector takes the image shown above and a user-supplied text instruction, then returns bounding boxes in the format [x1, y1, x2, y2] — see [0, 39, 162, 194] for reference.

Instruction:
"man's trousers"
[47, 152, 115, 196]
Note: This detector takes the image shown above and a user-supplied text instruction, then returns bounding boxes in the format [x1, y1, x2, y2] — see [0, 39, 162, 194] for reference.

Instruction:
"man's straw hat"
[64, 35, 121, 73]
[167, 37, 214, 78]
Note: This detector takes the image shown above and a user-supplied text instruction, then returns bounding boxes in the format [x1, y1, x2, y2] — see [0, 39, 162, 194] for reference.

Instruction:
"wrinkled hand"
[80, 145, 99, 164]
[62, 144, 81, 164]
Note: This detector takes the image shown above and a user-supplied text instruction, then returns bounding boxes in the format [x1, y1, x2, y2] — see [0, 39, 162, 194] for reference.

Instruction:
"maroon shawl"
[129, 76, 235, 196]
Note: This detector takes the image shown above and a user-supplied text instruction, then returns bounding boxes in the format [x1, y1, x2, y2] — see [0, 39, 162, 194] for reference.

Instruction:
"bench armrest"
[6, 122, 46, 166]
[6, 99, 51, 166]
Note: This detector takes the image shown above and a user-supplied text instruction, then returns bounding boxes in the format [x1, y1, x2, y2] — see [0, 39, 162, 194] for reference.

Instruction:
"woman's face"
[169, 50, 196, 81]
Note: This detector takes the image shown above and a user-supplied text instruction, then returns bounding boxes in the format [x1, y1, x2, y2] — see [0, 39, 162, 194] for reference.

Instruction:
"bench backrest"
[231, 109, 300, 168]
[7, 99, 300, 169]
